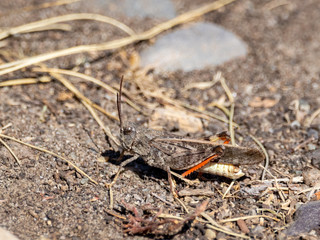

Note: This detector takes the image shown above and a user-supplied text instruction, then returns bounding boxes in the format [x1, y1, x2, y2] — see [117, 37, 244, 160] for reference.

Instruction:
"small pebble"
[80, 178, 89, 185]
[307, 143, 317, 151]
[205, 228, 216, 239]
[307, 128, 319, 140]
[310, 149, 320, 169]
[290, 120, 301, 128]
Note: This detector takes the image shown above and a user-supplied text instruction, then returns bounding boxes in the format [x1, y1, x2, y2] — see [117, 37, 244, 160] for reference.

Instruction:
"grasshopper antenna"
[117, 76, 124, 129]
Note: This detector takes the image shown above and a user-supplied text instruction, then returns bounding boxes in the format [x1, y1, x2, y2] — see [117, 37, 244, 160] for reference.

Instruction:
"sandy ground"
[1, 0, 320, 239]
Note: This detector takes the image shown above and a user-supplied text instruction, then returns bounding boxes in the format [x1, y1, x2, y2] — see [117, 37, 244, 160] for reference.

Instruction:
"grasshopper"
[109, 77, 264, 195]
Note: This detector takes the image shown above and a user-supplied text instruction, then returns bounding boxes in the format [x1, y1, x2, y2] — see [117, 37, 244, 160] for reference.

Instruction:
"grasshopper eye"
[122, 126, 135, 135]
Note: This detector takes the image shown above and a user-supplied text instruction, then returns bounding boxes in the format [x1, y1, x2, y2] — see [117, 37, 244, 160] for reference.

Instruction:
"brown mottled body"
[120, 122, 264, 173]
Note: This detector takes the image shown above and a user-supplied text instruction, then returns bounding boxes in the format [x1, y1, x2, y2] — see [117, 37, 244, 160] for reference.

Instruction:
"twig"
[0, 0, 236, 75]
[105, 208, 126, 220]
[250, 134, 268, 180]
[0, 133, 97, 184]
[0, 137, 21, 165]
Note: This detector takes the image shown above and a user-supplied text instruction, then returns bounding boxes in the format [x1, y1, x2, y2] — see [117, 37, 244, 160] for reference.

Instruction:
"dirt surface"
[1, 0, 320, 239]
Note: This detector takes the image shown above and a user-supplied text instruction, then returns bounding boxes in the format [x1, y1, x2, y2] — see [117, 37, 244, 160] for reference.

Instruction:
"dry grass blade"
[219, 74, 236, 145]
[223, 179, 235, 199]
[145, 90, 238, 126]
[0, 133, 97, 184]
[139, 0, 236, 39]
[81, 100, 120, 149]
[220, 214, 280, 223]
[0, 13, 135, 41]
[208, 102, 231, 116]
[0, 137, 21, 165]
[0, 77, 51, 87]
[218, 74, 237, 198]
[305, 107, 320, 127]
[201, 212, 250, 239]
[0, 0, 236, 75]
[157, 214, 184, 221]
[228, 103, 235, 144]
[220, 75, 234, 103]
[250, 134, 269, 180]
[259, 176, 303, 183]
[20, 23, 72, 33]
[50, 72, 119, 121]
[0, 0, 80, 17]
[33, 67, 144, 114]
[206, 224, 250, 239]
[35, 68, 118, 94]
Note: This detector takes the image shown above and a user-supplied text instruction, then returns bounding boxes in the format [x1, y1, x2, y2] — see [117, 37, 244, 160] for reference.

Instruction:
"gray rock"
[284, 201, 320, 236]
[140, 22, 247, 72]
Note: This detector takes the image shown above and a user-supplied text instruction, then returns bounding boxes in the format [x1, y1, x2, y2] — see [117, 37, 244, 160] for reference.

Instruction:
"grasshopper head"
[120, 122, 137, 151]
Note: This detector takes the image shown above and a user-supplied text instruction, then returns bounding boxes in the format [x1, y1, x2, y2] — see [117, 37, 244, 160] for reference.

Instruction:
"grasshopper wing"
[151, 137, 224, 170]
